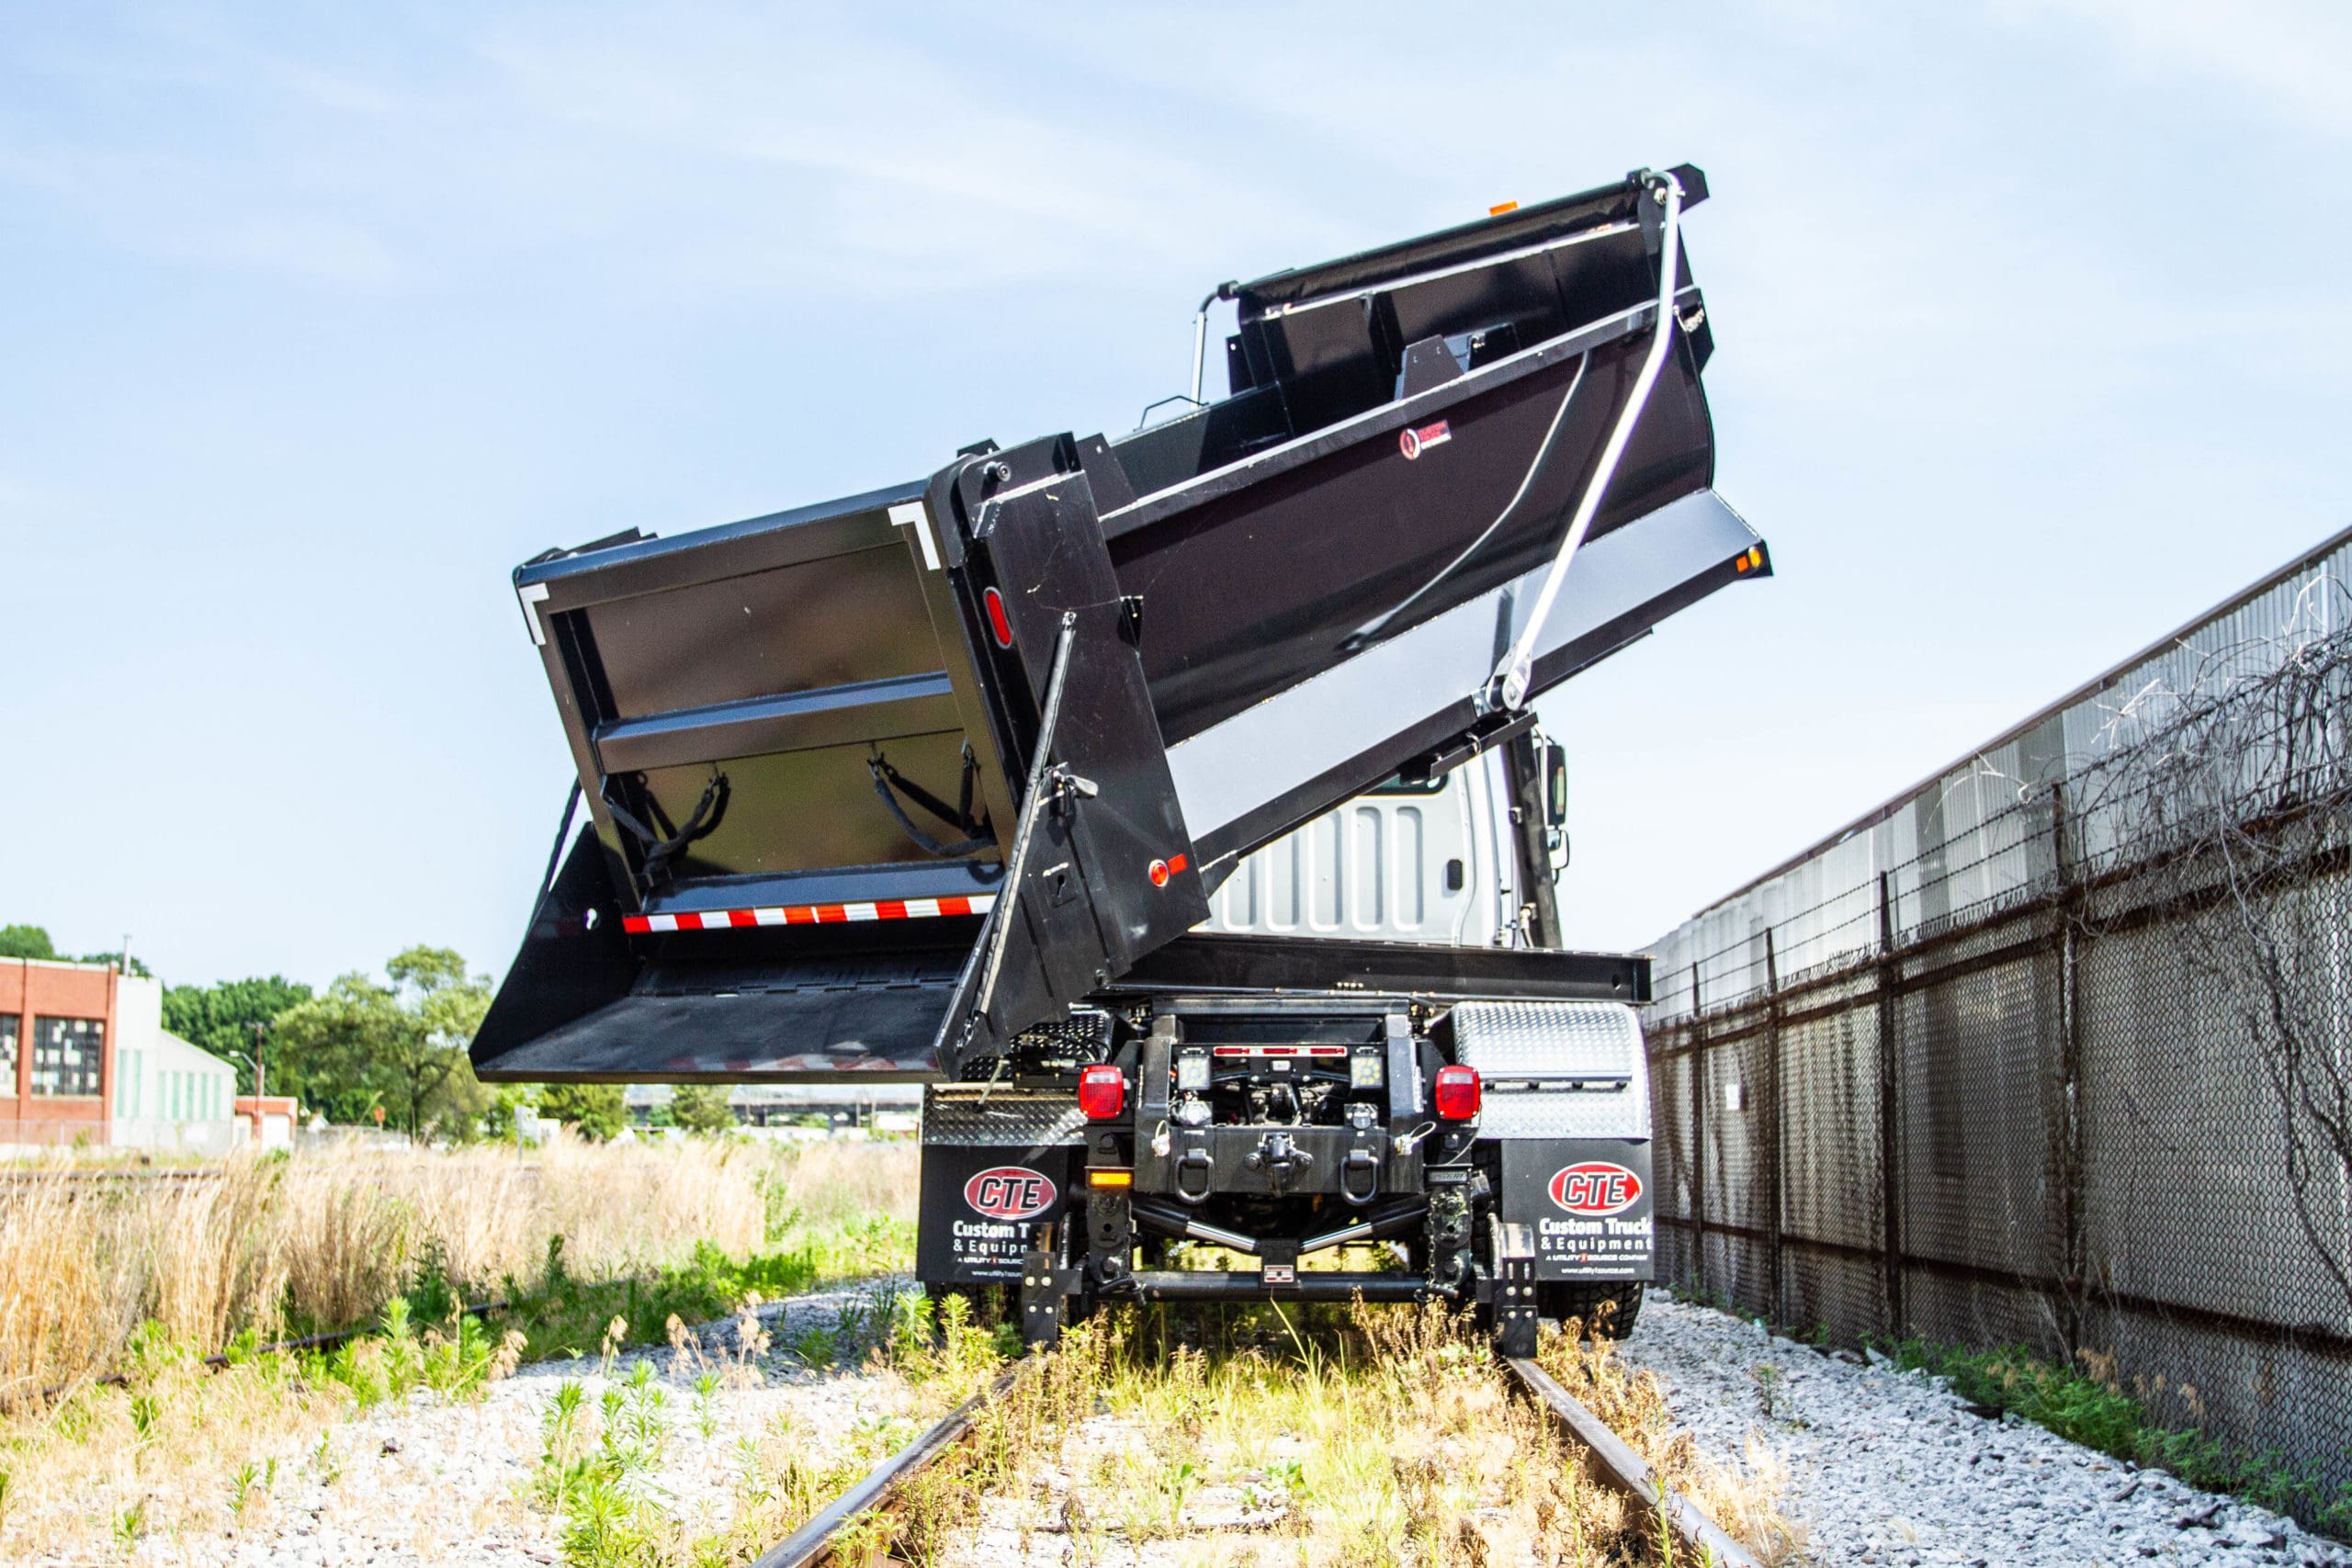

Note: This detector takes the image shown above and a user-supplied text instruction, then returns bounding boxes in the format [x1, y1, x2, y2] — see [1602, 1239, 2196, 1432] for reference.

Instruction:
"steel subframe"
[1124, 1269, 1434, 1303]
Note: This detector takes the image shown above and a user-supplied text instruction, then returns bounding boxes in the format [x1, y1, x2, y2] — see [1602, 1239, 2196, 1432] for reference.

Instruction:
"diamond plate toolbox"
[922, 1085, 1088, 1147]
[1450, 999, 1650, 1140]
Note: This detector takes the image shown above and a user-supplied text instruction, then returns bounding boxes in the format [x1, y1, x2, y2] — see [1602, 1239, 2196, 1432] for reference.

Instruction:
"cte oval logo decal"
[1398, 419, 1452, 459]
[1549, 1162, 1643, 1217]
[963, 1167, 1057, 1221]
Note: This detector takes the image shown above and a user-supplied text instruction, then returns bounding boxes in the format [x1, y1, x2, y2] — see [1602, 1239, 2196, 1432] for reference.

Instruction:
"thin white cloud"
[471, 9, 1358, 294]
[1995, 0, 2352, 139]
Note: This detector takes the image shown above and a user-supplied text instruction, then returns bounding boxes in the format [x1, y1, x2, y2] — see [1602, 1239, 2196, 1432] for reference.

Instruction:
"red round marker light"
[1148, 858, 1170, 887]
[1079, 1064, 1125, 1121]
[983, 585, 1014, 648]
[1433, 1065, 1481, 1121]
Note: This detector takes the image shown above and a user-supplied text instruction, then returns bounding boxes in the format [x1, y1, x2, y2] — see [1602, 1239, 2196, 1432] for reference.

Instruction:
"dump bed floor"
[474, 930, 1645, 1083]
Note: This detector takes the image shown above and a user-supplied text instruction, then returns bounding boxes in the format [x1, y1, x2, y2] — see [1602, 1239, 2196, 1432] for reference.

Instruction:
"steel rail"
[0, 1168, 226, 1185]
[750, 1359, 1029, 1568]
[1503, 1355, 1762, 1568]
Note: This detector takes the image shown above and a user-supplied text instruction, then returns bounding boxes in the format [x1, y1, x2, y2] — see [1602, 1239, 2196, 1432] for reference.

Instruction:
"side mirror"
[1544, 741, 1568, 829]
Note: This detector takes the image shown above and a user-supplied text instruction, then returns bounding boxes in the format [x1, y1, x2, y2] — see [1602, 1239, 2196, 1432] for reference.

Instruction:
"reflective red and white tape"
[622, 894, 995, 934]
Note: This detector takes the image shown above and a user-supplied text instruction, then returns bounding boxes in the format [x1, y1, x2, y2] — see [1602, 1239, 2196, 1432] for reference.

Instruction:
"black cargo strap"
[603, 772, 728, 886]
[869, 748, 991, 859]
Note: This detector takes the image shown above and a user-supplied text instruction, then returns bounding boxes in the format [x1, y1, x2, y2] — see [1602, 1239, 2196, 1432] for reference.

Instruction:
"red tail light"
[1433, 1065, 1481, 1121]
[1079, 1064, 1126, 1121]
[983, 585, 1015, 647]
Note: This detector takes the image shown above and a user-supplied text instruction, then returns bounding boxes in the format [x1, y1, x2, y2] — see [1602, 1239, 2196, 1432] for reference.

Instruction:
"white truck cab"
[1202, 739, 1567, 949]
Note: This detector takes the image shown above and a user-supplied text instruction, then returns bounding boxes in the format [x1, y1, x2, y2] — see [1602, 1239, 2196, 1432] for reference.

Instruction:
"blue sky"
[3, 1, 2346, 990]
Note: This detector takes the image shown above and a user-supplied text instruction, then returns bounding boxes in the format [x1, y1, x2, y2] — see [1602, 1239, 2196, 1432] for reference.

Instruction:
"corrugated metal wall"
[1643, 526, 2352, 1489]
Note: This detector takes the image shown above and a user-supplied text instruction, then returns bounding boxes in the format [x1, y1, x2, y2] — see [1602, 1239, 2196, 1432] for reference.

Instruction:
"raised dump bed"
[473, 164, 1768, 1087]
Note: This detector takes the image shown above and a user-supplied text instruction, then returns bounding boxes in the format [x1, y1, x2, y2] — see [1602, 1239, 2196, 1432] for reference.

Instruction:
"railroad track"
[0, 1167, 225, 1186]
[1504, 1355, 1763, 1568]
[749, 1359, 1029, 1568]
[736, 1348, 1753, 1568]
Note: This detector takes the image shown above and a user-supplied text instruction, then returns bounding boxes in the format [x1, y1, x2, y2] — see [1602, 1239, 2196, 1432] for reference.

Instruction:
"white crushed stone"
[122, 1278, 920, 1568]
[1621, 1292, 2352, 1568]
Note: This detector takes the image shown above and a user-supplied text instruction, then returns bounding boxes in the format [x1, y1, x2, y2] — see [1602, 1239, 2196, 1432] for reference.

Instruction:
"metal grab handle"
[1486, 170, 1686, 713]
[1190, 281, 1237, 405]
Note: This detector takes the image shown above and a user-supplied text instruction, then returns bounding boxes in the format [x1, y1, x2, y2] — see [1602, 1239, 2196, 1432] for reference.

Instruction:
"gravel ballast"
[1622, 1292, 2352, 1567]
[125, 1281, 919, 1568]
[99, 1279, 2352, 1566]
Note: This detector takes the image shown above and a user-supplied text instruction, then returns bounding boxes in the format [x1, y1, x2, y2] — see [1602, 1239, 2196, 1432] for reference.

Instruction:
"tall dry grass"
[0, 1134, 913, 1400]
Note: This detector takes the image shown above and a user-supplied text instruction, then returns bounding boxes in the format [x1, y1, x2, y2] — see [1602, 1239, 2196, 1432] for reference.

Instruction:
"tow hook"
[1246, 1132, 1315, 1192]
[1173, 1145, 1215, 1205]
[1340, 1145, 1382, 1205]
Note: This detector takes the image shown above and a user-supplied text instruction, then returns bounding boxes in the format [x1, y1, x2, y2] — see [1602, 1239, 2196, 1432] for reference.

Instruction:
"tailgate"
[475, 446, 1206, 1083]
[477, 480, 1011, 1081]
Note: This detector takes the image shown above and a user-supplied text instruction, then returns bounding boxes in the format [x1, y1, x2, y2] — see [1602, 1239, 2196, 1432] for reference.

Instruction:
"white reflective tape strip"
[518, 582, 551, 647]
[888, 501, 941, 571]
[631, 893, 999, 931]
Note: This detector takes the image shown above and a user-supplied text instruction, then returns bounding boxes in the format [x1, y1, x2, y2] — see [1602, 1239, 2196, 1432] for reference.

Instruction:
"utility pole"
[235, 1022, 268, 1103]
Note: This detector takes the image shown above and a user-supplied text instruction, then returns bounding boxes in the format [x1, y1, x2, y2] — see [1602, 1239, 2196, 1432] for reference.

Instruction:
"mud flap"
[914, 1087, 1086, 1286]
[1498, 1139, 1655, 1281]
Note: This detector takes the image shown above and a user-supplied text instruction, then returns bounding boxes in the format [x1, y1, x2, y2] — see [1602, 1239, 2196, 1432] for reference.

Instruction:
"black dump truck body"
[476, 165, 1768, 1348]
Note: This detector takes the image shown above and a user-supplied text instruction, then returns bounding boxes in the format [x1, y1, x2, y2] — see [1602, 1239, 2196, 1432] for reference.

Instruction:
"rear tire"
[1539, 1281, 1643, 1339]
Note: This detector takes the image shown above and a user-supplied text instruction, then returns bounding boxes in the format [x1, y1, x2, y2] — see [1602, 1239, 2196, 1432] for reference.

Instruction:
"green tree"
[161, 976, 315, 1095]
[667, 1083, 737, 1135]
[0, 925, 55, 960]
[270, 946, 494, 1139]
[0, 926, 150, 974]
[538, 1083, 627, 1142]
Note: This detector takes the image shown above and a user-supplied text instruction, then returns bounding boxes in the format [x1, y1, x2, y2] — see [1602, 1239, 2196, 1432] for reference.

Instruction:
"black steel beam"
[1126, 1270, 1430, 1302]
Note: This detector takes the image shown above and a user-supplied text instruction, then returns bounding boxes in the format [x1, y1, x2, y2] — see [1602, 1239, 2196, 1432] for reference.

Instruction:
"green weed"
[1883, 1337, 2352, 1539]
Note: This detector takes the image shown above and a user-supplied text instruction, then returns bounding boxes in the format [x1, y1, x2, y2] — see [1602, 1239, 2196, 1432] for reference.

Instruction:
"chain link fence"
[1644, 525, 2352, 1483]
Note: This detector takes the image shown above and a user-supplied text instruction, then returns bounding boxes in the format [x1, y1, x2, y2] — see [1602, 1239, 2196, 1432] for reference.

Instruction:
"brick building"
[1, 957, 119, 1146]
[2, 958, 240, 1152]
